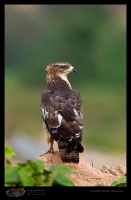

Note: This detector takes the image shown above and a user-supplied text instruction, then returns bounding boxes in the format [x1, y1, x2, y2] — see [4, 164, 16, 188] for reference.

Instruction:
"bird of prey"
[40, 62, 84, 163]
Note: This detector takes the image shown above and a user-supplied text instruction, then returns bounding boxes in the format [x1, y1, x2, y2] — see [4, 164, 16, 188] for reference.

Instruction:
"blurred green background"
[5, 5, 126, 163]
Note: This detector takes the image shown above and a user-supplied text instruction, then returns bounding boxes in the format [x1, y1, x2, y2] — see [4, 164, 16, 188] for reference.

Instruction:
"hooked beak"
[66, 66, 76, 74]
[72, 68, 76, 73]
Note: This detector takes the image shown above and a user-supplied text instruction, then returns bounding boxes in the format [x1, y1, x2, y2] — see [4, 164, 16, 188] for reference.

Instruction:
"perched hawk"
[40, 62, 84, 163]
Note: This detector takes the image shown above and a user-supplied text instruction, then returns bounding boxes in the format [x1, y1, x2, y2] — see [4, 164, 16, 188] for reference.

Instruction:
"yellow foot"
[40, 149, 54, 157]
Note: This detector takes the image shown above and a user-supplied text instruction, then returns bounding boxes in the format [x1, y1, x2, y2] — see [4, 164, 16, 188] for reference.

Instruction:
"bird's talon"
[51, 150, 54, 154]
[40, 149, 54, 157]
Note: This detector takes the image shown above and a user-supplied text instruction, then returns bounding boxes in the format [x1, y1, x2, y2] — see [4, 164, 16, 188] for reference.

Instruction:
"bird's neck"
[46, 73, 72, 91]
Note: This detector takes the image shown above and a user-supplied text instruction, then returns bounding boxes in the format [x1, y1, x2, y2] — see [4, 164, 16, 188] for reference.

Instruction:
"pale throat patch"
[58, 74, 72, 89]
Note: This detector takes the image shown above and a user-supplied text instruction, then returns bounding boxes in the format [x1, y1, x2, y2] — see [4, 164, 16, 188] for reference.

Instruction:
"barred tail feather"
[58, 139, 84, 163]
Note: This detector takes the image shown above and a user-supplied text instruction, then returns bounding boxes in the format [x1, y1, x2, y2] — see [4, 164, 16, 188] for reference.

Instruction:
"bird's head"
[46, 62, 76, 76]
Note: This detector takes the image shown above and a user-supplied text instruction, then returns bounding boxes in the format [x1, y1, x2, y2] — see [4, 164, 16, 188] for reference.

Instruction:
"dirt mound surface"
[37, 151, 126, 186]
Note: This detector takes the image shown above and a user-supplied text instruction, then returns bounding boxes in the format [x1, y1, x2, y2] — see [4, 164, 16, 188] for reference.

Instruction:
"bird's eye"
[60, 65, 64, 70]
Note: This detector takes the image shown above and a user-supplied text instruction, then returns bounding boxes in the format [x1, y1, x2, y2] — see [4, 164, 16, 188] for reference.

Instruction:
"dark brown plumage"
[40, 62, 84, 163]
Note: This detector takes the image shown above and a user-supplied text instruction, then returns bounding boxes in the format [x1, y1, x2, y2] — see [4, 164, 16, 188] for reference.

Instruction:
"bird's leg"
[40, 137, 54, 156]
[47, 137, 54, 153]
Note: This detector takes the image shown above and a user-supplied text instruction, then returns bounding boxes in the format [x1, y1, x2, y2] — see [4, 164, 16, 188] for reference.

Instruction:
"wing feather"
[41, 90, 60, 128]
[41, 89, 84, 143]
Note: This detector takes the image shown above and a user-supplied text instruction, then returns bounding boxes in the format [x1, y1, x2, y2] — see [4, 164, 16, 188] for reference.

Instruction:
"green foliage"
[96, 174, 127, 187]
[5, 146, 74, 186]
[48, 165, 74, 186]
[5, 146, 18, 168]
[110, 175, 126, 186]
[5, 145, 17, 157]
[5, 165, 21, 184]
